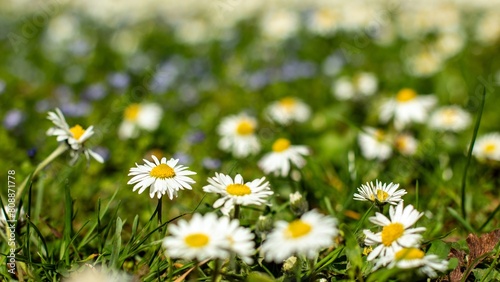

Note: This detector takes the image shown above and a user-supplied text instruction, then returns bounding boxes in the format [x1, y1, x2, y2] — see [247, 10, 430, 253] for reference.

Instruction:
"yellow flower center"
[442, 109, 457, 124]
[184, 233, 209, 248]
[381, 223, 404, 246]
[124, 104, 140, 121]
[374, 130, 385, 142]
[285, 220, 312, 239]
[396, 88, 417, 102]
[395, 136, 408, 151]
[149, 164, 176, 179]
[376, 189, 389, 201]
[485, 143, 496, 153]
[226, 184, 252, 196]
[395, 248, 425, 260]
[69, 125, 86, 141]
[272, 138, 291, 152]
[279, 97, 296, 110]
[236, 120, 254, 135]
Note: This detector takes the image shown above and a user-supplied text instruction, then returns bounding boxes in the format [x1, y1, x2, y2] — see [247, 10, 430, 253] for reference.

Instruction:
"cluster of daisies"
[354, 180, 449, 278]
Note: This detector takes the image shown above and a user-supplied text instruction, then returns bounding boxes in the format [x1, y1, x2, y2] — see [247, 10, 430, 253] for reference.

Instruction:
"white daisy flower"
[163, 213, 229, 261]
[358, 127, 392, 161]
[428, 105, 471, 132]
[332, 72, 378, 101]
[260, 9, 299, 42]
[65, 265, 132, 282]
[261, 210, 339, 262]
[364, 202, 426, 261]
[218, 216, 255, 264]
[202, 173, 272, 216]
[472, 133, 500, 162]
[379, 88, 437, 130]
[354, 180, 406, 206]
[217, 113, 260, 158]
[118, 103, 163, 139]
[46, 108, 104, 164]
[265, 97, 311, 125]
[127, 155, 196, 199]
[306, 7, 340, 36]
[375, 248, 449, 278]
[394, 133, 418, 156]
[258, 138, 309, 177]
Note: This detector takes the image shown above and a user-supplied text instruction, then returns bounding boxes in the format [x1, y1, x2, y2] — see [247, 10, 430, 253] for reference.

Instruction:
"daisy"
[358, 127, 392, 161]
[65, 265, 132, 282]
[202, 173, 272, 216]
[217, 113, 260, 158]
[332, 72, 378, 101]
[127, 155, 196, 199]
[46, 108, 104, 164]
[394, 133, 418, 156]
[472, 133, 500, 162]
[163, 213, 229, 261]
[261, 210, 339, 262]
[364, 202, 426, 261]
[118, 103, 163, 139]
[379, 88, 437, 130]
[218, 216, 255, 264]
[258, 138, 309, 177]
[260, 9, 299, 42]
[265, 97, 311, 125]
[428, 105, 471, 132]
[353, 180, 406, 206]
[306, 7, 340, 36]
[375, 248, 449, 278]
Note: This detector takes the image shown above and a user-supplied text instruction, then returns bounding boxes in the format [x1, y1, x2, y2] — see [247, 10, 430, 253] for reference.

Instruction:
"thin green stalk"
[354, 205, 374, 234]
[212, 259, 220, 282]
[479, 203, 500, 231]
[17, 144, 68, 201]
[461, 86, 486, 219]
[157, 198, 163, 233]
[233, 204, 240, 221]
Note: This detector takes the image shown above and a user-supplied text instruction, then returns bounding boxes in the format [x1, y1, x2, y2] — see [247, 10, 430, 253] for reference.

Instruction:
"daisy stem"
[157, 198, 163, 233]
[295, 256, 302, 282]
[233, 204, 240, 220]
[16, 143, 68, 201]
[212, 259, 220, 282]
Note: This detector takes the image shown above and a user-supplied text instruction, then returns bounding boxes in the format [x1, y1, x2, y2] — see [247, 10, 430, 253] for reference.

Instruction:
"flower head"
[429, 106, 471, 132]
[364, 202, 426, 261]
[46, 108, 103, 164]
[203, 173, 272, 216]
[375, 248, 449, 278]
[354, 180, 406, 206]
[261, 210, 339, 262]
[217, 113, 260, 158]
[472, 133, 500, 162]
[218, 216, 255, 264]
[118, 103, 163, 139]
[394, 133, 418, 156]
[265, 97, 311, 125]
[332, 72, 378, 100]
[379, 89, 437, 130]
[258, 138, 309, 177]
[128, 155, 196, 199]
[358, 127, 392, 161]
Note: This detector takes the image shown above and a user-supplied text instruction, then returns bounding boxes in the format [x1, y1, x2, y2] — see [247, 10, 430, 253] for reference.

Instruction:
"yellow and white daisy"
[217, 113, 260, 158]
[202, 173, 272, 216]
[358, 127, 392, 161]
[127, 155, 196, 199]
[306, 7, 340, 36]
[118, 103, 163, 139]
[379, 88, 437, 130]
[265, 97, 311, 125]
[261, 210, 339, 262]
[46, 108, 104, 164]
[218, 216, 255, 264]
[258, 138, 309, 177]
[163, 213, 229, 261]
[260, 9, 299, 42]
[428, 105, 471, 132]
[364, 202, 426, 261]
[472, 133, 500, 162]
[394, 133, 418, 156]
[332, 72, 378, 101]
[65, 265, 132, 282]
[375, 248, 449, 278]
[353, 180, 406, 206]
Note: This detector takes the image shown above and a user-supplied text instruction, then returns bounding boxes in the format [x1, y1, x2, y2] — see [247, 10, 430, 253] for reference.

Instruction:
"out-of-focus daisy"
[375, 248, 448, 278]
[358, 127, 392, 161]
[380, 88, 437, 129]
[46, 108, 104, 164]
[428, 105, 471, 132]
[289, 191, 309, 215]
[306, 7, 340, 36]
[218, 216, 255, 264]
[364, 202, 426, 261]
[118, 103, 163, 139]
[217, 113, 260, 158]
[127, 155, 196, 199]
[354, 180, 406, 206]
[260, 9, 299, 42]
[332, 72, 378, 101]
[265, 97, 311, 125]
[163, 213, 229, 261]
[394, 133, 418, 156]
[261, 210, 338, 262]
[258, 138, 309, 177]
[64, 265, 131, 282]
[472, 133, 500, 162]
[203, 173, 272, 216]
